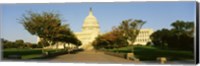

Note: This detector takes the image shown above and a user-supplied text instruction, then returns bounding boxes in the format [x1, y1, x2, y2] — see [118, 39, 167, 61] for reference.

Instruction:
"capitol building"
[37, 8, 153, 50]
[74, 8, 100, 50]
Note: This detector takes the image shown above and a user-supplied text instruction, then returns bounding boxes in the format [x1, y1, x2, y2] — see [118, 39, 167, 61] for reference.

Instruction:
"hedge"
[107, 46, 194, 61]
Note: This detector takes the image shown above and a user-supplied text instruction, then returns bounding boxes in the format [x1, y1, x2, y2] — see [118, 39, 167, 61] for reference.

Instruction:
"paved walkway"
[3, 50, 194, 64]
[49, 51, 137, 64]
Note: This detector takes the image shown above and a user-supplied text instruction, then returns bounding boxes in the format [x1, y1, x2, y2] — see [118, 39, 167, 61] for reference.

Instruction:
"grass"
[107, 46, 194, 61]
[3, 48, 43, 57]
[3, 48, 68, 59]
[22, 54, 43, 59]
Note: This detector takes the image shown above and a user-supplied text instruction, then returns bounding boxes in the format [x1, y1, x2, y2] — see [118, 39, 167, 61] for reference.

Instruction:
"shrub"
[108, 46, 194, 61]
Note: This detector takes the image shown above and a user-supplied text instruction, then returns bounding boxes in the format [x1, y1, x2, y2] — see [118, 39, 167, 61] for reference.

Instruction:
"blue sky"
[1, 2, 196, 43]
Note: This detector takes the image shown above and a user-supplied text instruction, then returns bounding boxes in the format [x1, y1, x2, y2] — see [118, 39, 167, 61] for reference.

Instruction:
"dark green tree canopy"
[20, 11, 81, 48]
[150, 20, 194, 51]
[20, 11, 62, 38]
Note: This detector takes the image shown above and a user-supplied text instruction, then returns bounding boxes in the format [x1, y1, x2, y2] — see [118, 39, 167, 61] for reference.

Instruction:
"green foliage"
[2, 38, 40, 49]
[52, 25, 82, 49]
[92, 27, 128, 50]
[133, 46, 194, 60]
[92, 19, 146, 50]
[119, 19, 146, 45]
[20, 11, 63, 48]
[20, 11, 61, 38]
[2, 39, 16, 48]
[108, 46, 194, 61]
[20, 11, 81, 49]
[150, 20, 194, 51]
[15, 40, 24, 44]
[15, 40, 25, 48]
[38, 39, 49, 47]
[146, 42, 152, 46]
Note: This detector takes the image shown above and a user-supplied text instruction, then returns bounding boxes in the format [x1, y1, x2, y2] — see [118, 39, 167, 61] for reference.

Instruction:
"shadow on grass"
[2, 48, 84, 60]
[106, 46, 194, 61]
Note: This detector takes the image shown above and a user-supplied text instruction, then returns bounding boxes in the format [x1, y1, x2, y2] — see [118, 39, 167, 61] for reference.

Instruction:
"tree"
[1, 38, 41, 49]
[110, 27, 128, 48]
[68, 34, 82, 47]
[92, 27, 128, 50]
[119, 19, 145, 52]
[92, 19, 145, 51]
[20, 11, 62, 48]
[15, 39, 25, 48]
[52, 24, 82, 50]
[92, 35, 109, 50]
[20, 11, 82, 50]
[150, 20, 194, 51]
[150, 29, 171, 49]
[2, 38, 18, 48]
[146, 41, 153, 46]
[170, 20, 194, 51]
[1, 38, 11, 49]
[38, 39, 49, 48]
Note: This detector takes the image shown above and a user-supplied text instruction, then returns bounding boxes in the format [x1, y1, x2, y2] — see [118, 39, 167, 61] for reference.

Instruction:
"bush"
[135, 46, 193, 60]
[108, 46, 194, 61]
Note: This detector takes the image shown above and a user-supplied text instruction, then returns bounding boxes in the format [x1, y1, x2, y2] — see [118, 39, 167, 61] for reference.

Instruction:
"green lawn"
[107, 46, 194, 61]
[3, 48, 68, 59]
[22, 54, 43, 59]
[3, 48, 42, 56]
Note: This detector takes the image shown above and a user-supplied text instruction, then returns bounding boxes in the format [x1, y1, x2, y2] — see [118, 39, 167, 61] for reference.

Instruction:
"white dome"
[82, 8, 99, 28]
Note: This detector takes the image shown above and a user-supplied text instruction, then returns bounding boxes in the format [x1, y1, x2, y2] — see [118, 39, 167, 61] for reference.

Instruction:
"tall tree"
[150, 20, 194, 51]
[171, 20, 194, 37]
[150, 29, 171, 49]
[119, 19, 146, 45]
[53, 25, 82, 50]
[170, 20, 194, 51]
[119, 19, 145, 52]
[20, 11, 62, 48]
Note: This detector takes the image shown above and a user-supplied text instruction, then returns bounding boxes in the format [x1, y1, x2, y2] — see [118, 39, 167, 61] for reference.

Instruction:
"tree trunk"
[41, 42, 45, 53]
[47, 40, 53, 49]
[68, 43, 70, 54]
[63, 43, 66, 50]
[56, 42, 59, 51]
[42, 38, 47, 53]
[131, 41, 134, 53]
[50, 42, 52, 49]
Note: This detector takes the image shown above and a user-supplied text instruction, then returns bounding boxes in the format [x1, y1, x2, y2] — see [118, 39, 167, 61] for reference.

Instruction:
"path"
[49, 50, 137, 64]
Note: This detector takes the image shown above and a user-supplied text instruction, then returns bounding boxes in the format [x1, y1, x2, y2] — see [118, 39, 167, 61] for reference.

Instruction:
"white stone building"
[75, 8, 100, 50]
[133, 29, 154, 45]
[37, 8, 154, 50]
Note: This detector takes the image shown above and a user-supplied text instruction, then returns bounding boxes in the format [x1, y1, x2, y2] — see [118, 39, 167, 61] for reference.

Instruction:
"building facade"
[37, 8, 154, 50]
[133, 29, 154, 45]
[75, 8, 100, 50]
